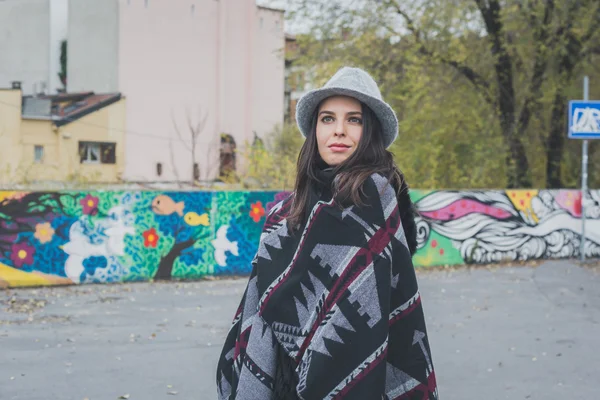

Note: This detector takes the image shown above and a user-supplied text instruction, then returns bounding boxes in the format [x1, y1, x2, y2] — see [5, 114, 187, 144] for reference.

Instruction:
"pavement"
[1, 260, 599, 400]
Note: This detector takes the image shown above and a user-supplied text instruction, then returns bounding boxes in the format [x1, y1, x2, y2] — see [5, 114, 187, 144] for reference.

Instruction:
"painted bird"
[211, 225, 239, 266]
[184, 212, 210, 227]
[151, 195, 185, 216]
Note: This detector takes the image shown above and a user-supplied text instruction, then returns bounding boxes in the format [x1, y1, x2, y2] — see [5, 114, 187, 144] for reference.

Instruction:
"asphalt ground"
[1, 260, 599, 400]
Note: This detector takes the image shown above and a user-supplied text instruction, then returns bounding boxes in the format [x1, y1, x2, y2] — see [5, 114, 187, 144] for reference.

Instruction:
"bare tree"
[171, 107, 209, 185]
[168, 139, 183, 188]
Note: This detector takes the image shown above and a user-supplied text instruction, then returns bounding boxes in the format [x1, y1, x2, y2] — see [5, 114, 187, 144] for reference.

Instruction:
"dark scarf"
[217, 173, 438, 400]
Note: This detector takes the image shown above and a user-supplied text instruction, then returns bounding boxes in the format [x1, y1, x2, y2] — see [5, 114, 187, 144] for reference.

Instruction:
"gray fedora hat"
[295, 66, 398, 148]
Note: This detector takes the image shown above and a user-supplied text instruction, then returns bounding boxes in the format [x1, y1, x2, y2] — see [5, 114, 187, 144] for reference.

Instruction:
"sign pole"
[581, 76, 589, 262]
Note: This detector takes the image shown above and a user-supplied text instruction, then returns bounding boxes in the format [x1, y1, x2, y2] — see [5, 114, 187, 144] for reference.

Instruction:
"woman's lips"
[329, 144, 350, 152]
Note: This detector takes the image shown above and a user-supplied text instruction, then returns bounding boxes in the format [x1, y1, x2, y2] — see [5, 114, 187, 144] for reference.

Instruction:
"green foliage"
[236, 123, 304, 190]
[58, 40, 67, 89]
[283, 0, 600, 189]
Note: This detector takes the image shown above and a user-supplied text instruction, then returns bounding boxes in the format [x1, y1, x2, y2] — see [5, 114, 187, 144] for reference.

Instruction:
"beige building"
[0, 85, 126, 184]
[67, 0, 286, 182]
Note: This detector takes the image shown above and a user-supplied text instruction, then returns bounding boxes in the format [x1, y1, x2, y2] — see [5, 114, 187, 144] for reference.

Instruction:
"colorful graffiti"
[413, 189, 600, 265]
[0, 189, 598, 288]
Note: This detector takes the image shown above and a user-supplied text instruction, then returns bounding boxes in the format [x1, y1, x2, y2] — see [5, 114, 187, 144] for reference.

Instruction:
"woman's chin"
[321, 153, 350, 167]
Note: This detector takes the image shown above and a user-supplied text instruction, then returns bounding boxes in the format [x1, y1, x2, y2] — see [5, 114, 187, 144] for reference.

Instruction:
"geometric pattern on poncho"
[217, 174, 438, 399]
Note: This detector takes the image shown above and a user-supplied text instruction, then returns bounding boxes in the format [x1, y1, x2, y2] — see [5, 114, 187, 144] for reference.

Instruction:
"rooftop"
[21, 91, 122, 126]
[257, 5, 286, 13]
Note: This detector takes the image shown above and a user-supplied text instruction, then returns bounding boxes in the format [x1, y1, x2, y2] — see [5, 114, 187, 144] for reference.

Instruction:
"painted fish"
[211, 225, 239, 267]
[151, 195, 185, 216]
[184, 212, 210, 227]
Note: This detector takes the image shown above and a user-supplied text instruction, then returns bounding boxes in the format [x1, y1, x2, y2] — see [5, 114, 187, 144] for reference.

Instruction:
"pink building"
[67, 0, 285, 182]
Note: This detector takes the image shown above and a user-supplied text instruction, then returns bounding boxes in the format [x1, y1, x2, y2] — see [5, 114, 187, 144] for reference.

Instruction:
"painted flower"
[249, 201, 266, 223]
[34, 222, 55, 244]
[80, 194, 99, 215]
[143, 227, 160, 248]
[10, 242, 36, 268]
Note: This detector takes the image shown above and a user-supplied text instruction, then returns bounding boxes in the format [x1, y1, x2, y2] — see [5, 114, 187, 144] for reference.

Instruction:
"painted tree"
[149, 191, 212, 281]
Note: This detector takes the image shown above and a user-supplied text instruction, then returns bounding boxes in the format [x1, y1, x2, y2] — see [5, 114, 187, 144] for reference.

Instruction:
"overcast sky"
[256, 0, 311, 34]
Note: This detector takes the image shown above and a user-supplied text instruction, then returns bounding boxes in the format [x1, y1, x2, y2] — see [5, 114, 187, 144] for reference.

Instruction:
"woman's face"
[316, 96, 363, 166]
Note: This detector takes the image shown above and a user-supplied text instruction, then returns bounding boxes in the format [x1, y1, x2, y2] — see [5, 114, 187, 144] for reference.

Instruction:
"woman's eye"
[322, 116, 334, 123]
[349, 117, 362, 124]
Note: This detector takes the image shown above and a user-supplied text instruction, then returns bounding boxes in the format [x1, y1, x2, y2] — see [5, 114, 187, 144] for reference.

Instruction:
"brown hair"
[288, 100, 419, 255]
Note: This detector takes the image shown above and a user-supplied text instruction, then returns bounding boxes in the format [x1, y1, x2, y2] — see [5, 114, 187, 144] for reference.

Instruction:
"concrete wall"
[67, 0, 119, 93]
[1, 188, 598, 288]
[0, 0, 50, 94]
[67, 0, 285, 182]
[0, 0, 67, 94]
[0, 90, 24, 183]
[117, 0, 221, 182]
[18, 119, 60, 181]
[253, 7, 285, 138]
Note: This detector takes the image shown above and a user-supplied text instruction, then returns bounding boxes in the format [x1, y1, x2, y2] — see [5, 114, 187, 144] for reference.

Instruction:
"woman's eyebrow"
[318, 110, 362, 116]
[318, 110, 335, 116]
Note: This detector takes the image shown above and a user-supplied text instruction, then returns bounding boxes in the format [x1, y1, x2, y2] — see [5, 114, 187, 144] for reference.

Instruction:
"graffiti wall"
[0, 189, 598, 288]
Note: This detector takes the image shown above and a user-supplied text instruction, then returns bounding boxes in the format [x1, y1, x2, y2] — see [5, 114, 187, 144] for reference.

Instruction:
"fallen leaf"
[167, 391, 178, 395]
[119, 394, 130, 399]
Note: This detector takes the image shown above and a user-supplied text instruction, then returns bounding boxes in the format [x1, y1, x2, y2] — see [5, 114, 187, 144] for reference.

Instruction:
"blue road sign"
[568, 100, 600, 139]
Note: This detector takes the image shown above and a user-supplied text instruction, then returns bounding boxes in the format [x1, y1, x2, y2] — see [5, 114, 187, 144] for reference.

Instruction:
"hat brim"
[295, 87, 399, 149]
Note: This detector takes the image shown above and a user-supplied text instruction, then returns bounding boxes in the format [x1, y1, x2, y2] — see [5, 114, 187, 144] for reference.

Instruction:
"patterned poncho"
[217, 173, 438, 399]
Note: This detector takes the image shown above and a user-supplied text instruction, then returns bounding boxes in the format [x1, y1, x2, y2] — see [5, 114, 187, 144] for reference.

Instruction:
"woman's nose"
[334, 121, 345, 136]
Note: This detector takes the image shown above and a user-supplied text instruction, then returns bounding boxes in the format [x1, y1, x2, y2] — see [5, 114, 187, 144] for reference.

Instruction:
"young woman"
[217, 67, 438, 399]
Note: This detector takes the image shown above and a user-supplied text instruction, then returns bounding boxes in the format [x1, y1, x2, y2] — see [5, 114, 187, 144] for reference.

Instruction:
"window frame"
[79, 141, 116, 165]
[34, 145, 44, 164]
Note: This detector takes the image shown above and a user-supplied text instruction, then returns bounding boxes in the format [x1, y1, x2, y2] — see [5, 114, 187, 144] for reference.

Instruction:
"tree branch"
[197, 108, 209, 139]
[473, 0, 493, 30]
[516, 0, 555, 135]
[390, 1, 493, 105]
[579, 2, 600, 57]
[171, 110, 192, 152]
[582, 43, 600, 58]
[168, 138, 182, 187]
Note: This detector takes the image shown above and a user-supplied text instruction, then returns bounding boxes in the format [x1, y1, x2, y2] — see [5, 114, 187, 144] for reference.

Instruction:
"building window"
[34, 145, 44, 163]
[156, 162, 163, 176]
[79, 141, 116, 164]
